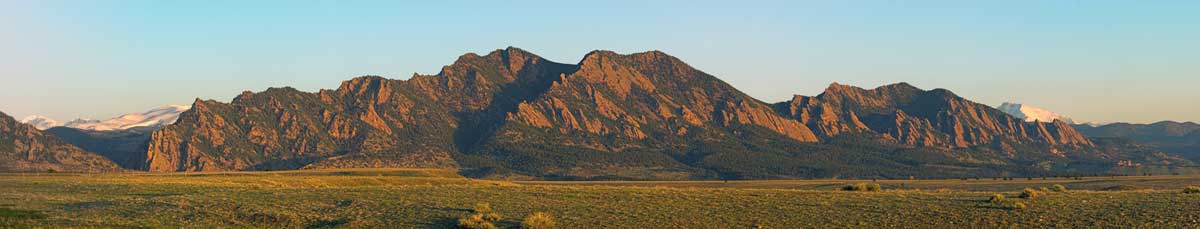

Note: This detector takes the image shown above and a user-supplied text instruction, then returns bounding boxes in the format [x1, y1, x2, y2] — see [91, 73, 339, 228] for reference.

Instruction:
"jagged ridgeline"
[0, 111, 123, 172]
[138, 47, 1190, 179]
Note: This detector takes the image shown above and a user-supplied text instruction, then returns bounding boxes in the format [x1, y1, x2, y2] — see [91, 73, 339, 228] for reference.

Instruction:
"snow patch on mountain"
[19, 115, 62, 130]
[19, 105, 191, 131]
[1080, 122, 1113, 127]
[997, 102, 1076, 124]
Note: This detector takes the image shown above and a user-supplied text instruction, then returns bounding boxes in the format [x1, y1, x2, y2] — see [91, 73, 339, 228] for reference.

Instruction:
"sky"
[1, 1, 1197, 124]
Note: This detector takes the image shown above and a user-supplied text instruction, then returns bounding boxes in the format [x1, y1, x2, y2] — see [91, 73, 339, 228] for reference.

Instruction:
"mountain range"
[2, 47, 1194, 179]
[19, 105, 190, 131]
[0, 111, 123, 172]
[996, 102, 1200, 163]
[1073, 121, 1200, 162]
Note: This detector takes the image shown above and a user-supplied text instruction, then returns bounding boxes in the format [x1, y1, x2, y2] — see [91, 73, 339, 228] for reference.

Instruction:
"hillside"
[0, 111, 123, 172]
[137, 48, 1184, 179]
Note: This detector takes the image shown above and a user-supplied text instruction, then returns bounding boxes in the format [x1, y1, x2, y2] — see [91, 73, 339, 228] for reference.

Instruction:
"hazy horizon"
[3, 1, 1197, 123]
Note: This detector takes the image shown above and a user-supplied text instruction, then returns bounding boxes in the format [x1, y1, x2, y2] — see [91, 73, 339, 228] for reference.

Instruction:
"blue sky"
[1, 1, 1197, 123]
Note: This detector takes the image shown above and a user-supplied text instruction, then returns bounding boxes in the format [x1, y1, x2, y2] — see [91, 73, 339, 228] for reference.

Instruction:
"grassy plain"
[1, 169, 1198, 228]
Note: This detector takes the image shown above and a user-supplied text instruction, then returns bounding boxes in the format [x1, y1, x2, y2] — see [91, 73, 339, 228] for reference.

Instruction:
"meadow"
[1, 169, 1198, 228]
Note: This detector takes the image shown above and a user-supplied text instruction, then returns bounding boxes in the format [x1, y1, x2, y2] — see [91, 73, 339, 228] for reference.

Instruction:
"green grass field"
[1, 169, 1198, 228]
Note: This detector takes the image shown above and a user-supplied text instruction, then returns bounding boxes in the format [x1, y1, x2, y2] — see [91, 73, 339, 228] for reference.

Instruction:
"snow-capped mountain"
[997, 102, 1075, 124]
[1079, 122, 1113, 127]
[18, 105, 191, 131]
[63, 118, 101, 127]
[19, 115, 62, 130]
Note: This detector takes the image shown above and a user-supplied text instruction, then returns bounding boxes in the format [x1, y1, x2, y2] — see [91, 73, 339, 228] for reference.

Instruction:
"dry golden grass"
[517, 175, 1200, 191]
[1, 170, 1199, 227]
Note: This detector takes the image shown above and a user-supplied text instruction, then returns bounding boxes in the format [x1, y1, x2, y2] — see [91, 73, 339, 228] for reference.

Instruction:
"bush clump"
[1051, 184, 1067, 192]
[521, 212, 556, 229]
[1185, 186, 1200, 194]
[458, 214, 497, 229]
[1005, 201, 1028, 210]
[1100, 185, 1141, 191]
[841, 183, 882, 192]
[1019, 188, 1040, 199]
[988, 194, 1006, 204]
[458, 203, 502, 229]
[987, 194, 1027, 210]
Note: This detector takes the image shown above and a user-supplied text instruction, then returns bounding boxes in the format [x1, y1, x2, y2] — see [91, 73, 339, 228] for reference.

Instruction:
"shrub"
[1185, 186, 1200, 194]
[988, 194, 1006, 205]
[841, 183, 882, 192]
[987, 194, 1027, 210]
[482, 212, 502, 222]
[842, 183, 864, 191]
[1019, 188, 1040, 199]
[521, 212, 556, 229]
[1039, 187, 1050, 193]
[459, 203, 502, 229]
[473, 203, 502, 222]
[1100, 185, 1140, 191]
[1006, 201, 1028, 210]
[474, 203, 493, 214]
[1051, 184, 1067, 192]
[458, 214, 496, 229]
